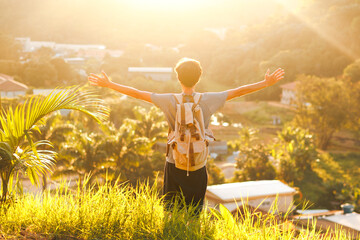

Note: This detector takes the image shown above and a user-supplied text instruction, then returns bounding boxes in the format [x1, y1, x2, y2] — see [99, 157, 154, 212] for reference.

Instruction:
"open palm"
[265, 68, 285, 86]
[88, 71, 112, 87]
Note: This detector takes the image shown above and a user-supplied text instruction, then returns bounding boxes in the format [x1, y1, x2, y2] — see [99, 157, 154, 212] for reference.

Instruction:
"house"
[128, 67, 173, 81]
[206, 180, 297, 214]
[293, 207, 360, 239]
[15, 37, 108, 60]
[280, 81, 297, 106]
[0, 74, 28, 98]
[64, 57, 86, 66]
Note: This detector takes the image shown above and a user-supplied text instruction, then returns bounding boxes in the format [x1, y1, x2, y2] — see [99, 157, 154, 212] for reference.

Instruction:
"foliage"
[0, 59, 21, 76]
[1, 0, 360, 99]
[343, 60, 360, 83]
[234, 144, 277, 182]
[347, 81, 360, 138]
[19, 58, 82, 88]
[272, 126, 328, 207]
[327, 152, 360, 211]
[230, 125, 359, 209]
[21, 60, 57, 87]
[206, 158, 225, 185]
[50, 57, 77, 84]
[32, 112, 75, 190]
[0, 86, 109, 202]
[273, 126, 318, 184]
[232, 127, 276, 182]
[294, 75, 351, 150]
[130, 106, 168, 143]
[0, 180, 353, 239]
[54, 131, 110, 186]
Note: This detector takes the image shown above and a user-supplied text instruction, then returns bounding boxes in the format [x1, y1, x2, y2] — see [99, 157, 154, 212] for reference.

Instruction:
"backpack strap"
[192, 93, 202, 111]
[174, 94, 187, 141]
[174, 94, 182, 104]
[193, 93, 202, 105]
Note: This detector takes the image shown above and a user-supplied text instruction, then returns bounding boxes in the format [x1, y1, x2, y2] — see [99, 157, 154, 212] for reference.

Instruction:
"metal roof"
[323, 213, 360, 231]
[0, 74, 28, 91]
[280, 81, 297, 90]
[207, 180, 296, 202]
[128, 67, 173, 73]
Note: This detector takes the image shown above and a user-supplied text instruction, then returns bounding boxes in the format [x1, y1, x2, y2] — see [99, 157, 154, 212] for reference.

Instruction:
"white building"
[15, 37, 123, 60]
[206, 180, 297, 214]
[16, 37, 105, 53]
[0, 74, 28, 98]
[128, 67, 173, 81]
[294, 208, 360, 238]
[280, 82, 297, 106]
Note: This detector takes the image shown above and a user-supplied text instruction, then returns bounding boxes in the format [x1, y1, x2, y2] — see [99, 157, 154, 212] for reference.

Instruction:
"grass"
[0, 179, 354, 240]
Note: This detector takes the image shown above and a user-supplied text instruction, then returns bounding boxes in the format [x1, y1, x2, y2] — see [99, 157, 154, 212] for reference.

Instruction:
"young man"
[88, 58, 285, 216]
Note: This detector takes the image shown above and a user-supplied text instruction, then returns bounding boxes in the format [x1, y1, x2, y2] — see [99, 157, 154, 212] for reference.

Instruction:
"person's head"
[175, 58, 202, 88]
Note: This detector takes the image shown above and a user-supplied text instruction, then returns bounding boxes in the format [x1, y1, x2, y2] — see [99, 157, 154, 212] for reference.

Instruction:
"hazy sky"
[0, 0, 302, 46]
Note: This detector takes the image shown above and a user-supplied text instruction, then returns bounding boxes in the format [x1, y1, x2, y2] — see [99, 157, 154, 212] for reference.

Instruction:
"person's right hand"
[88, 71, 112, 88]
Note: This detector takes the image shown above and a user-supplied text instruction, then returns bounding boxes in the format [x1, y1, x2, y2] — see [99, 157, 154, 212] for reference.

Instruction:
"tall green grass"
[0, 179, 353, 239]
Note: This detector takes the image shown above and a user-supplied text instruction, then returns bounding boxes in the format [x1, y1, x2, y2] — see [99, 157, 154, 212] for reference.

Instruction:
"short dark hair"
[175, 58, 202, 88]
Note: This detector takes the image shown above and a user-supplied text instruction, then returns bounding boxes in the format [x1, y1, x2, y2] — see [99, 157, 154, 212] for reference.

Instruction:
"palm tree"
[53, 131, 110, 187]
[32, 112, 76, 190]
[130, 106, 167, 143]
[98, 122, 154, 185]
[0, 86, 109, 202]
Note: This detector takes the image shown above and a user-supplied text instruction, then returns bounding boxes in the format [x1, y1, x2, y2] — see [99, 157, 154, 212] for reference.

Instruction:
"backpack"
[166, 93, 215, 176]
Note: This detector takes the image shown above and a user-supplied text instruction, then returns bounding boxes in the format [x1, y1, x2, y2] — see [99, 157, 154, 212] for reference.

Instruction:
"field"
[0, 180, 354, 240]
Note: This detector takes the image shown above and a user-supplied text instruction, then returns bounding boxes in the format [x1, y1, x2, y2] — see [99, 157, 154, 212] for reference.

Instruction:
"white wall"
[1, 91, 26, 98]
[281, 89, 296, 105]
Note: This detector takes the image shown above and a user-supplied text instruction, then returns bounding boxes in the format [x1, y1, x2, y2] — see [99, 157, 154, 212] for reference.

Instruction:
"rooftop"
[280, 81, 297, 90]
[207, 180, 296, 202]
[323, 212, 360, 231]
[0, 74, 28, 92]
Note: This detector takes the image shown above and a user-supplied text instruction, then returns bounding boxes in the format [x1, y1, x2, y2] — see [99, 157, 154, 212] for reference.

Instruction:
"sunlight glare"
[128, 0, 208, 11]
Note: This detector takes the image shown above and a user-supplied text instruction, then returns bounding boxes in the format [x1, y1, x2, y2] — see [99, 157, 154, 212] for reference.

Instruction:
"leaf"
[0, 85, 110, 198]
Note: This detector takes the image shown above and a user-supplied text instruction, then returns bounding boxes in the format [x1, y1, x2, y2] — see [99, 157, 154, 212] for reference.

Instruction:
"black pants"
[163, 161, 208, 216]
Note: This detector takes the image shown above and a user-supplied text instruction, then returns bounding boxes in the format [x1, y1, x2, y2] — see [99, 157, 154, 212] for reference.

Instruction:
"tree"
[0, 86, 109, 202]
[32, 112, 76, 190]
[233, 144, 276, 182]
[53, 131, 109, 187]
[31, 47, 55, 61]
[273, 125, 318, 184]
[21, 60, 58, 87]
[232, 127, 276, 182]
[343, 60, 360, 83]
[206, 158, 225, 185]
[130, 106, 167, 143]
[347, 81, 360, 139]
[100, 107, 167, 185]
[50, 57, 75, 84]
[294, 75, 351, 150]
[99, 122, 154, 185]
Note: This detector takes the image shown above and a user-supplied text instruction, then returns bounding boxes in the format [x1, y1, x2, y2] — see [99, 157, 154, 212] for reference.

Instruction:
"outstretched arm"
[88, 71, 153, 103]
[226, 68, 285, 101]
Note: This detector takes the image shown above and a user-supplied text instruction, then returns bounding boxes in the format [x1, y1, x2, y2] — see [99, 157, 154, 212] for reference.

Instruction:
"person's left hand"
[265, 68, 285, 86]
[88, 71, 112, 88]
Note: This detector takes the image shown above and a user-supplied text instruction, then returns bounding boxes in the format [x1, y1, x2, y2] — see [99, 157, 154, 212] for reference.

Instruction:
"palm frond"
[0, 86, 109, 151]
[0, 85, 109, 192]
